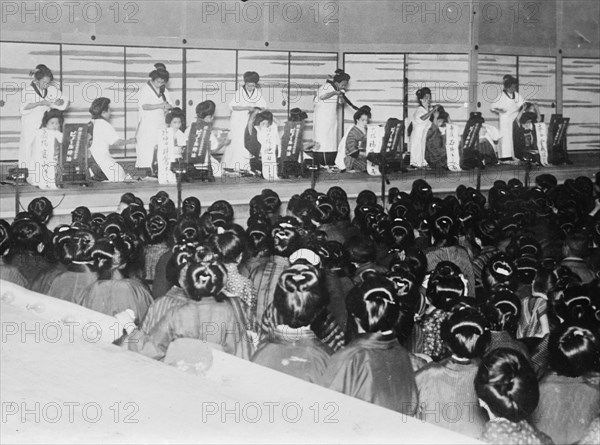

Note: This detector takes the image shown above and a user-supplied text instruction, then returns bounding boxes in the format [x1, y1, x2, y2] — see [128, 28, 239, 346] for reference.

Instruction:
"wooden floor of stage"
[1, 159, 598, 226]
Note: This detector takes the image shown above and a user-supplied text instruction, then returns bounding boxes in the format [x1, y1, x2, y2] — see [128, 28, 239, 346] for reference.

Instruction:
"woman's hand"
[163, 102, 173, 111]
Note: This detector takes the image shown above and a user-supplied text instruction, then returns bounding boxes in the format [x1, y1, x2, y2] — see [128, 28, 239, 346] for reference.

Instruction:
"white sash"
[366, 124, 385, 176]
[37, 129, 59, 189]
[444, 124, 462, 172]
[535, 122, 549, 167]
[157, 128, 177, 185]
[260, 125, 279, 180]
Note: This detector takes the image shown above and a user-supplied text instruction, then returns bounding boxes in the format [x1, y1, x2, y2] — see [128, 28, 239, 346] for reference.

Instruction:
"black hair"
[503, 75, 518, 90]
[441, 305, 490, 359]
[427, 261, 466, 311]
[41, 109, 64, 130]
[0, 219, 11, 256]
[254, 110, 273, 127]
[30, 64, 53, 82]
[549, 324, 599, 377]
[475, 348, 539, 422]
[182, 197, 201, 218]
[144, 213, 169, 245]
[332, 69, 350, 84]
[353, 106, 372, 124]
[484, 290, 522, 336]
[274, 263, 326, 328]
[182, 260, 227, 302]
[207, 200, 234, 224]
[209, 232, 244, 264]
[243, 71, 260, 85]
[344, 235, 376, 264]
[195, 100, 216, 119]
[165, 107, 185, 128]
[27, 197, 53, 224]
[89, 97, 111, 119]
[347, 273, 399, 333]
[482, 253, 518, 292]
[416, 87, 432, 107]
[149, 63, 169, 82]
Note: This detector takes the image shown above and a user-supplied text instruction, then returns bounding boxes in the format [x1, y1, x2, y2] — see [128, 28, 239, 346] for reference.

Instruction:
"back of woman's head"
[209, 232, 244, 264]
[144, 213, 169, 244]
[166, 243, 198, 288]
[11, 219, 45, 253]
[182, 260, 227, 302]
[69, 229, 97, 264]
[112, 232, 141, 276]
[344, 235, 376, 265]
[90, 238, 115, 275]
[195, 100, 215, 119]
[549, 324, 599, 377]
[427, 261, 466, 311]
[475, 348, 539, 422]
[274, 263, 325, 328]
[27, 197, 53, 224]
[484, 290, 522, 335]
[182, 196, 202, 218]
[0, 219, 12, 256]
[207, 200, 234, 224]
[347, 273, 399, 333]
[483, 253, 518, 292]
[442, 305, 491, 359]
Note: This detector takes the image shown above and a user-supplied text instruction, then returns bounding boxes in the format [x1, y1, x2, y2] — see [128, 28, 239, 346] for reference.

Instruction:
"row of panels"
[1, 42, 599, 162]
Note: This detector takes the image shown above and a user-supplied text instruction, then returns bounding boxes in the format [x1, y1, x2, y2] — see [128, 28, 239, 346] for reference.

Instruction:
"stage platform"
[1, 161, 598, 227]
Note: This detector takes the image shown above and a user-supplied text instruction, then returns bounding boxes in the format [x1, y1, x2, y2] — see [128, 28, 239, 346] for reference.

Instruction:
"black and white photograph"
[0, 1, 599, 443]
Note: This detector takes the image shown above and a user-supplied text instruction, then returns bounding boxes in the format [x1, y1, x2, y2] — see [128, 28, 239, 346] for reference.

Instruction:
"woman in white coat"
[135, 63, 173, 175]
[409, 87, 439, 168]
[19, 64, 68, 184]
[313, 69, 350, 169]
[491, 75, 525, 162]
[222, 71, 267, 173]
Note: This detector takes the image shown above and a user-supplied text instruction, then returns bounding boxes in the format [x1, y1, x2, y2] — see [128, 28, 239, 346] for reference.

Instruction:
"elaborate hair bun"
[183, 260, 227, 301]
[154, 63, 167, 71]
[278, 263, 319, 293]
[334, 68, 344, 75]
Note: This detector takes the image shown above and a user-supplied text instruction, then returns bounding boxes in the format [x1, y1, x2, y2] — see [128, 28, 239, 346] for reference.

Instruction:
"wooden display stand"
[58, 123, 91, 187]
[184, 121, 214, 182]
[279, 121, 305, 178]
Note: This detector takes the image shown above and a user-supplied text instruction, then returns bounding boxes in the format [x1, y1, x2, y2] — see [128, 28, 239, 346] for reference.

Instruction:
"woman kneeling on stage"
[88, 97, 135, 182]
[342, 105, 372, 173]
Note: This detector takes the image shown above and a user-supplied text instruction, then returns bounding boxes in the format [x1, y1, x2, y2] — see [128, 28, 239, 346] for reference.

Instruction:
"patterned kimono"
[79, 278, 154, 321]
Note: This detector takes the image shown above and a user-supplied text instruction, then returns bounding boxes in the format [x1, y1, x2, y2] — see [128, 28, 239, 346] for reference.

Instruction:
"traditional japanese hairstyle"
[332, 68, 350, 84]
[195, 100, 216, 119]
[102, 213, 127, 241]
[289, 107, 308, 121]
[71, 206, 92, 225]
[149, 62, 169, 82]
[415, 87, 432, 107]
[68, 228, 97, 264]
[389, 218, 414, 251]
[353, 105, 372, 124]
[89, 97, 111, 119]
[121, 203, 147, 236]
[165, 107, 185, 127]
[483, 289, 522, 336]
[243, 71, 260, 85]
[144, 213, 169, 245]
[549, 324, 599, 377]
[90, 238, 115, 274]
[165, 242, 198, 288]
[327, 186, 347, 202]
[172, 215, 202, 245]
[274, 263, 325, 328]
[0, 219, 11, 256]
[182, 260, 227, 302]
[442, 305, 491, 359]
[29, 64, 53, 81]
[261, 189, 281, 214]
[40, 108, 64, 129]
[27, 197, 53, 225]
[482, 253, 518, 292]
[209, 231, 244, 264]
[181, 197, 202, 218]
[311, 195, 335, 225]
[503, 74, 518, 89]
[207, 200, 234, 225]
[271, 216, 303, 257]
[89, 213, 107, 236]
[246, 216, 272, 255]
[254, 110, 273, 126]
[10, 219, 45, 253]
[475, 348, 539, 422]
[427, 261, 467, 311]
[347, 272, 399, 333]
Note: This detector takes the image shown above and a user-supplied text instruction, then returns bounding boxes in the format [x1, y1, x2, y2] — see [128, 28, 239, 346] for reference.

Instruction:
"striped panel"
[405, 54, 470, 130]
[289, 52, 338, 143]
[477, 54, 517, 129]
[237, 51, 289, 125]
[518, 56, 557, 121]
[563, 58, 600, 151]
[185, 49, 236, 135]
[62, 45, 126, 158]
[0, 42, 60, 162]
[343, 54, 404, 130]
[125, 47, 184, 158]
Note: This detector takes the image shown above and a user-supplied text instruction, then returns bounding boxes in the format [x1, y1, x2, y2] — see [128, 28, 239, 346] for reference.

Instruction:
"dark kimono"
[79, 278, 154, 321]
[321, 332, 418, 415]
[513, 120, 538, 161]
[123, 296, 252, 361]
[425, 124, 447, 169]
[252, 326, 332, 383]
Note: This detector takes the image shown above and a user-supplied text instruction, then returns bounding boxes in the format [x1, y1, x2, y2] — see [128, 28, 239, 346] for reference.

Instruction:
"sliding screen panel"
[237, 51, 290, 125]
[289, 52, 338, 144]
[562, 58, 600, 151]
[343, 53, 405, 131]
[406, 54, 470, 129]
[125, 47, 184, 158]
[62, 45, 127, 157]
[477, 54, 517, 129]
[185, 49, 236, 135]
[0, 42, 60, 162]
[518, 56, 556, 122]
